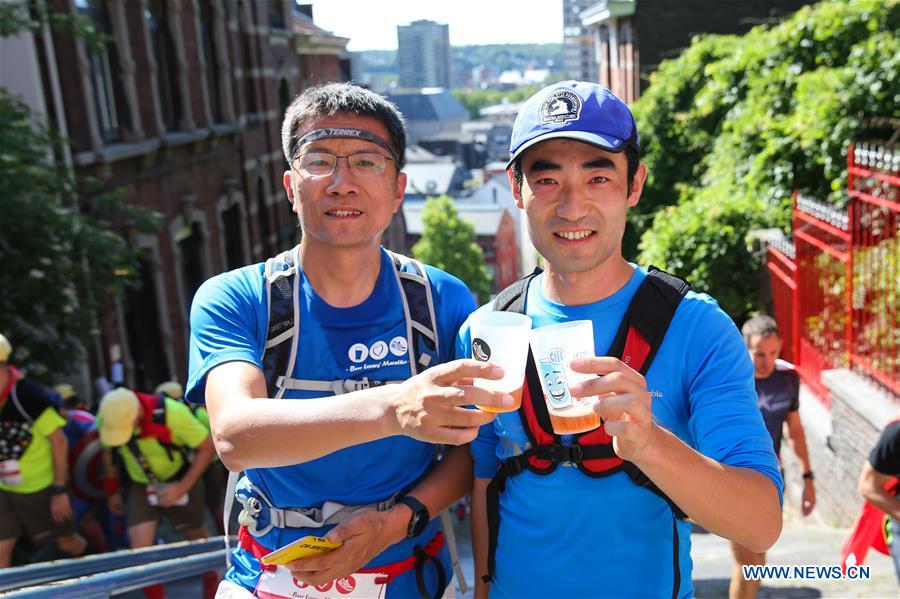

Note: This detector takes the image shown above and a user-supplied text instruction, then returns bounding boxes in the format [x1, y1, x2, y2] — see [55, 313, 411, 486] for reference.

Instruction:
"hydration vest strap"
[623, 462, 688, 520]
[263, 248, 299, 400]
[484, 469, 507, 583]
[439, 507, 468, 594]
[607, 266, 690, 376]
[223, 470, 239, 568]
[670, 512, 681, 599]
[7, 382, 34, 425]
[123, 437, 160, 485]
[411, 538, 448, 599]
[359, 531, 445, 584]
[274, 376, 403, 395]
[262, 248, 438, 397]
[389, 251, 440, 374]
[485, 267, 691, 582]
[492, 267, 541, 314]
[236, 479, 404, 534]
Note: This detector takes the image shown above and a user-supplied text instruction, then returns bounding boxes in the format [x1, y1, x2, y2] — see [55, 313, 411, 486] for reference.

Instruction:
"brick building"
[403, 202, 519, 295]
[579, 0, 814, 102]
[13, 0, 359, 392]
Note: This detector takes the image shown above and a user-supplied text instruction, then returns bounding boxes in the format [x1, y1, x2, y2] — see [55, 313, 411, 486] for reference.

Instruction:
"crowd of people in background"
[0, 333, 224, 597]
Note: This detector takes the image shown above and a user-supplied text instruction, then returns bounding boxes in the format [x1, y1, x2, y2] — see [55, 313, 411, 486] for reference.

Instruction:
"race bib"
[255, 567, 386, 599]
[0, 459, 23, 486]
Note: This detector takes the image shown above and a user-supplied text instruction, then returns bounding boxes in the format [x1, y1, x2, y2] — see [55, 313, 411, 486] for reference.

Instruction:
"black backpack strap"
[122, 437, 160, 485]
[493, 268, 542, 315]
[149, 394, 190, 466]
[262, 247, 300, 398]
[622, 462, 688, 520]
[388, 251, 440, 375]
[493, 269, 561, 465]
[150, 393, 167, 426]
[606, 266, 690, 375]
[606, 267, 690, 521]
[484, 268, 549, 582]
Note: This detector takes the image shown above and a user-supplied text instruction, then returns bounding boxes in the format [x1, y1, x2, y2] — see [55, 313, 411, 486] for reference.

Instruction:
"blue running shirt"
[457, 266, 783, 599]
[187, 247, 475, 595]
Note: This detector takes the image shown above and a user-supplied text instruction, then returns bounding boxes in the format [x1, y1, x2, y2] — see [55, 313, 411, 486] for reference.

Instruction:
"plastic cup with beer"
[529, 320, 601, 435]
[469, 311, 532, 412]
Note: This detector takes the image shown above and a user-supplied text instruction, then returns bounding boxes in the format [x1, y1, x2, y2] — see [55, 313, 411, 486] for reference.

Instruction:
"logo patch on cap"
[540, 90, 582, 125]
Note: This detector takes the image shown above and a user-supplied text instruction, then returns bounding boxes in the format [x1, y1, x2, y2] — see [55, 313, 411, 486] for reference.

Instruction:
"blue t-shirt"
[457, 267, 783, 599]
[187, 247, 475, 593]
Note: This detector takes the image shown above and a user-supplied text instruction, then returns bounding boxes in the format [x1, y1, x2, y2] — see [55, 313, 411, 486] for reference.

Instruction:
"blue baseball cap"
[507, 80, 639, 169]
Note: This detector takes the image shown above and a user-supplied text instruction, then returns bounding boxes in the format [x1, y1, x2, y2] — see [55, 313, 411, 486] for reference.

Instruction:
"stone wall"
[781, 369, 898, 527]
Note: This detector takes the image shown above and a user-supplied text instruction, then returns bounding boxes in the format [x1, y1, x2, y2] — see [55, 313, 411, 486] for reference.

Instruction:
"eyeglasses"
[293, 151, 395, 178]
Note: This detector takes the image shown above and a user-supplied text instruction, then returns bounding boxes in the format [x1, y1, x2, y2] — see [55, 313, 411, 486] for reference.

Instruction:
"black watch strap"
[802, 471, 814, 481]
[49, 484, 68, 495]
[397, 495, 430, 539]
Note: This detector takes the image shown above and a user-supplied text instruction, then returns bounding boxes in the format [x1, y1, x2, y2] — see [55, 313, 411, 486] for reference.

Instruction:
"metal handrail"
[0, 549, 226, 598]
[0, 536, 226, 592]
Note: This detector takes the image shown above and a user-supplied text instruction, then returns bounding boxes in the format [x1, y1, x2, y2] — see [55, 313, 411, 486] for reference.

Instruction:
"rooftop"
[388, 90, 468, 122]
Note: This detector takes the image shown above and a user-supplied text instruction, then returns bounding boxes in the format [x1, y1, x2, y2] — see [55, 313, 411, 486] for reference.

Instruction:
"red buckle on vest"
[622, 326, 650, 371]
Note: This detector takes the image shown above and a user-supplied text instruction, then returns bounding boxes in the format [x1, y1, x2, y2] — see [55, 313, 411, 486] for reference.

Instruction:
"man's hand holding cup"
[390, 359, 513, 445]
[568, 356, 656, 462]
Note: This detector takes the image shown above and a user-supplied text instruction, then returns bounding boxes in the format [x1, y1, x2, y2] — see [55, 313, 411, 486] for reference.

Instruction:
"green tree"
[453, 85, 542, 120]
[412, 195, 492, 302]
[632, 0, 898, 322]
[0, 3, 160, 378]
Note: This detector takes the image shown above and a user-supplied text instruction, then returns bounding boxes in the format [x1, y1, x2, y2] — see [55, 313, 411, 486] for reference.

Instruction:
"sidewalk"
[448, 511, 898, 599]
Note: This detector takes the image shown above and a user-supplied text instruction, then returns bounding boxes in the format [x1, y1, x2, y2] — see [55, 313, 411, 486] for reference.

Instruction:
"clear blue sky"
[311, 0, 564, 51]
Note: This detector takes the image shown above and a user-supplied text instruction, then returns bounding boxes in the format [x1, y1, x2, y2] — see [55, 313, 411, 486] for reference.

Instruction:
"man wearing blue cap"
[457, 81, 784, 598]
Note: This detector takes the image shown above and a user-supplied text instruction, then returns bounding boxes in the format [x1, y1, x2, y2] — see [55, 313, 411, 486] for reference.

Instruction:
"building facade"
[8, 0, 358, 393]
[580, 0, 814, 101]
[563, 0, 600, 82]
[396, 20, 451, 89]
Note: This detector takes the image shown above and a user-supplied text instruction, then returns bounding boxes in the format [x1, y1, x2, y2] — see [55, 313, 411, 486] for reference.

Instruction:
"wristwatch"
[396, 496, 430, 539]
[802, 471, 814, 481]
[49, 484, 68, 495]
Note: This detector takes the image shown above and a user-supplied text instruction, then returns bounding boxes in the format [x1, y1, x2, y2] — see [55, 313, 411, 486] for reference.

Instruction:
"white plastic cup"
[470, 311, 533, 412]
[529, 320, 601, 434]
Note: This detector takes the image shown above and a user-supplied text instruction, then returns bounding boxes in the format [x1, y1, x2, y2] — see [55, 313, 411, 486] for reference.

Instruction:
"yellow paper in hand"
[260, 535, 343, 566]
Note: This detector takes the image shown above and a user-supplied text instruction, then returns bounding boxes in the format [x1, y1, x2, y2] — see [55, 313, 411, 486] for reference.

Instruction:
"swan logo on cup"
[472, 338, 491, 361]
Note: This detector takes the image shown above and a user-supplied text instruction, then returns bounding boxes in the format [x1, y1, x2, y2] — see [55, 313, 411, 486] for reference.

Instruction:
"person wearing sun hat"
[459, 81, 784, 599]
[97, 386, 218, 598]
[0, 333, 86, 567]
[154, 380, 228, 535]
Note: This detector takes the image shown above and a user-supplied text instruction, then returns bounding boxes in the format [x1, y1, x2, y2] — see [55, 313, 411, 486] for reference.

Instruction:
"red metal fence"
[767, 143, 899, 405]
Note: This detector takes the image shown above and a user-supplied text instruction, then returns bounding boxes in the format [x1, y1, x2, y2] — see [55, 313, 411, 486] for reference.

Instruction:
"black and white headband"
[290, 128, 400, 165]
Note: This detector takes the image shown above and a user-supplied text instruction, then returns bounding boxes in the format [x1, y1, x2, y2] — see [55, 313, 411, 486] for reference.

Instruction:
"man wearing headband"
[457, 81, 783, 598]
[188, 82, 510, 597]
